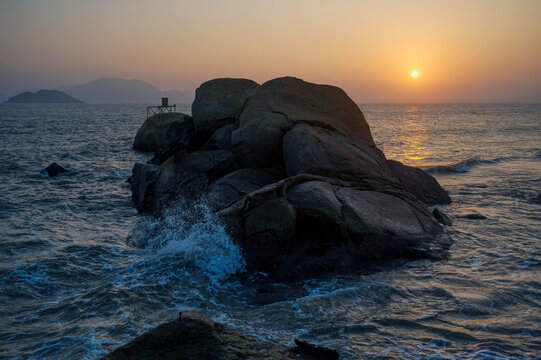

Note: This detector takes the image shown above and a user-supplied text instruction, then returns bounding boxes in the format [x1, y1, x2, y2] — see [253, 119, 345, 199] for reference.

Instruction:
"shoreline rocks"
[104, 311, 327, 360]
[129, 76, 453, 280]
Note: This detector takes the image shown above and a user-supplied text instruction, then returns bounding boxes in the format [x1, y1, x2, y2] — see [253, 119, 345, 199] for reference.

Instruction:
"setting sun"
[411, 71, 419, 78]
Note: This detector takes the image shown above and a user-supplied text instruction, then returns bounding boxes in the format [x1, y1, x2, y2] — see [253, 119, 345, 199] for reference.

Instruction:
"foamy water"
[0, 103, 539, 359]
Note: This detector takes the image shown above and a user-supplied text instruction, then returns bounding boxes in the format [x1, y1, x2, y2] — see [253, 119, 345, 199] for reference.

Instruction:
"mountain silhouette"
[5, 90, 83, 103]
[61, 78, 194, 104]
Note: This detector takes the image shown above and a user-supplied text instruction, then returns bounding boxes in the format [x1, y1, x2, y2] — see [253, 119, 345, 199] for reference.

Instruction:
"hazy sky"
[1, 0, 540, 102]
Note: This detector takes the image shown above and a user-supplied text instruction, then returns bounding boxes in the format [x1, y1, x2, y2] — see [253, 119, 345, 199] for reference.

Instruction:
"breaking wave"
[425, 157, 505, 174]
[128, 203, 245, 280]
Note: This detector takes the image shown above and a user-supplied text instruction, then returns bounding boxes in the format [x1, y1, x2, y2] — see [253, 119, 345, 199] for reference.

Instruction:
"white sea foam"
[128, 202, 245, 280]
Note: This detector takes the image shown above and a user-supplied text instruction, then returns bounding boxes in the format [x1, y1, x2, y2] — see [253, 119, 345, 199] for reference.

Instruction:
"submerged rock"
[133, 112, 193, 152]
[41, 162, 68, 177]
[129, 76, 453, 279]
[458, 212, 487, 220]
[104, 311, 321, 360]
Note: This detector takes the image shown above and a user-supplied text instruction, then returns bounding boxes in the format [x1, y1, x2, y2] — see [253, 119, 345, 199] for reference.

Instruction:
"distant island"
[5, 90, 83, 103]
[60, 78, 194, 104]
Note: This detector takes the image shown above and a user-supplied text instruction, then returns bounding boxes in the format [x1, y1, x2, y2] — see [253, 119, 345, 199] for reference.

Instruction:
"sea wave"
[425, 157, 505, 174]
[127, 203, 245, 281]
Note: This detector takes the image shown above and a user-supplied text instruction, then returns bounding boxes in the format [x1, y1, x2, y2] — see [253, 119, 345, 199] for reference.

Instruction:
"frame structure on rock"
[146, 97, 176, 118]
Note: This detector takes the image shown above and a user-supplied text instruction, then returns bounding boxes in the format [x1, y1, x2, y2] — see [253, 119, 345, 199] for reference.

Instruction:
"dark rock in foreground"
[293, 339, 339, 360]
[129, 76, 453, 280]
[104, 311, 325, 360]
[41, 162, 68, 177]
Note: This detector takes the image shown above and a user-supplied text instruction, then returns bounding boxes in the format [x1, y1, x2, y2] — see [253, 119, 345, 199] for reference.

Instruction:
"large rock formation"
[129, 76, 452, 280]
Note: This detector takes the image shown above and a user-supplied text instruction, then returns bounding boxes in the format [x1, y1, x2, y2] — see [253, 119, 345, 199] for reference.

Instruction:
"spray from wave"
[128, 202, 245, 280]
[425, 157, 506, 174]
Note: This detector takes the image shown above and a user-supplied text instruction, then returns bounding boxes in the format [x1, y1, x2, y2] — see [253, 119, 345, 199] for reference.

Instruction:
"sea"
[0, 103, 539, 359]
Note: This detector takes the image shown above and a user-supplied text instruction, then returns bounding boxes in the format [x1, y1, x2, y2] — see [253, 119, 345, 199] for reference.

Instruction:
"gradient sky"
[1, 0, 540, 102]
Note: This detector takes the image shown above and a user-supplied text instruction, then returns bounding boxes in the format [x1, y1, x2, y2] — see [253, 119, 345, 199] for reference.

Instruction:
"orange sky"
[1, 0, 540, 102]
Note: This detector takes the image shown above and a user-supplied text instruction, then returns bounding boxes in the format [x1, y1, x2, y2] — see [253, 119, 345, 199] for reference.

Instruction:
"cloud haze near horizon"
[1, 0, 540, 102]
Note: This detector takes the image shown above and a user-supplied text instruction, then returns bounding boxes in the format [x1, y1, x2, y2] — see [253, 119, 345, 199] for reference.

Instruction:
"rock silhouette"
[130, 76, 453, 280]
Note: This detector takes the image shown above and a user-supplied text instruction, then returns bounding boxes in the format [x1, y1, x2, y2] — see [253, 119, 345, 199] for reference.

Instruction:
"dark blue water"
[0, 103, 539, 359]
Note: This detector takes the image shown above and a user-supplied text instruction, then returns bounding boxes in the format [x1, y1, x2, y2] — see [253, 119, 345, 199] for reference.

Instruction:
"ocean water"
[0, 103, 539, 359]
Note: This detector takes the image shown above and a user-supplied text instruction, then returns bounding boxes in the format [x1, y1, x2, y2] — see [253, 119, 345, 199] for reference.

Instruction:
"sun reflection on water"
[386, 105, 433, 167]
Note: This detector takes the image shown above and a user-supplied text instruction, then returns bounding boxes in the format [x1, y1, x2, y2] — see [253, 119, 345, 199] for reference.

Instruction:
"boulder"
[104, 311, 318, 360]
[387, 160, 451, 204]
[201, 124, 236, 151]
[133, 112, 193, 152]
[232, 76, 375, 169]
[192, 78, 258, 147]
[283, 124, 394, 183]
[41, 162, 68, 177]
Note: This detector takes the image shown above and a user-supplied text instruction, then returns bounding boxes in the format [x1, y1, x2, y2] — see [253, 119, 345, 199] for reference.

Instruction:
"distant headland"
[5, 90, 83, 103]
[60, 78, 194, 104]
[2, 78, 194, 105]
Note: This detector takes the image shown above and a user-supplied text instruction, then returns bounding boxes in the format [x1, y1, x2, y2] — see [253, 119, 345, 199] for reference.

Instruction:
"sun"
[411, 70, 419, 78]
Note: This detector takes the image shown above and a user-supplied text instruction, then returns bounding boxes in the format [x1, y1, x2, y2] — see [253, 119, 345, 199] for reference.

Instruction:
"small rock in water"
[432, 208, 453, 226]
[458, 212, 487, 220]
[293, 339, 340, 360]
[41, 162, 68, 177]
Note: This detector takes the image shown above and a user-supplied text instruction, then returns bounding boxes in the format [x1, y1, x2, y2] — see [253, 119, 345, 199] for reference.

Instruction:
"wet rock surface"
[129, 76, 453, 280]
[432, 207, 453, 226]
